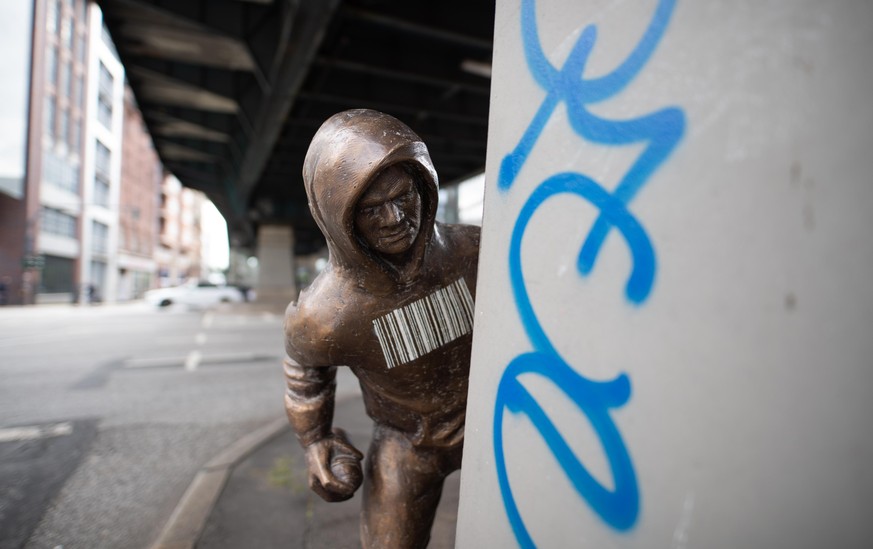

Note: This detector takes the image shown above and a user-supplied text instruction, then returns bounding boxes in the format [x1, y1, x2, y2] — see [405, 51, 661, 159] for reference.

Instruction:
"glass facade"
[46, 0, 59, 34]
[75, 74, 84, 108]
[77, 33, 86, 63]
[42, 149, 80, 192]
[91, 220, 109, 255]
[71, 118, 81, 151]
[44, 96, 56, 136]
[46, 46, 57, 84]
[60, 62, 71, 100]
[61, 11, 73, 50]
[94, 178, 110, 207]
[40, 206, 78, 237]
[59, 109, 69, 146]
[97, 62, 113, 128]
[95, 139, 110, 176]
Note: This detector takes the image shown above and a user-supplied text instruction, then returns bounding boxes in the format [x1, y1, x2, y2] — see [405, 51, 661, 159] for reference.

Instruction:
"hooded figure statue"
[283, 109, 480, 548]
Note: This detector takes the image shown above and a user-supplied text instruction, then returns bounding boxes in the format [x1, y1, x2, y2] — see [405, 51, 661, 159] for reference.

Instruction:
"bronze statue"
[283, 109, 480, 548]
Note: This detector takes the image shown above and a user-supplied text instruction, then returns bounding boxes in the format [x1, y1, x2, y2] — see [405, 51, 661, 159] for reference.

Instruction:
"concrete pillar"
[255, 224, 296, 304]
[457, 1, 873, 548]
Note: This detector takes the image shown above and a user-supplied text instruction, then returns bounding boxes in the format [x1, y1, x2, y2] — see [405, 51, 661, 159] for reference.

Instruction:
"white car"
[144, 281, 244, 308]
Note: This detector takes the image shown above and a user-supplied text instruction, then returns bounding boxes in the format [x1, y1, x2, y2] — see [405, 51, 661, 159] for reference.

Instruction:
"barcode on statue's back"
[372, 278, 474, 369]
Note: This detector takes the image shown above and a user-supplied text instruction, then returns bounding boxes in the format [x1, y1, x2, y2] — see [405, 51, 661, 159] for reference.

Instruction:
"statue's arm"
[283, 355, 336, 446]
[283, 323, 363, 502]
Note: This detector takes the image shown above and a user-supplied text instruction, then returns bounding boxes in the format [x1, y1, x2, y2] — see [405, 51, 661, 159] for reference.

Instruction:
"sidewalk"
[152, 395, 461, 549]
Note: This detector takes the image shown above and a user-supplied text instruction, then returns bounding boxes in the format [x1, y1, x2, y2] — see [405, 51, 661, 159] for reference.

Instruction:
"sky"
[201, 200, 229, 271]
[0, 2, 32, 182]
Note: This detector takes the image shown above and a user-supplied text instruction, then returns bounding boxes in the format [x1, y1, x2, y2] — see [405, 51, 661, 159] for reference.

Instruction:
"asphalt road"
[0, 302, 288, 549]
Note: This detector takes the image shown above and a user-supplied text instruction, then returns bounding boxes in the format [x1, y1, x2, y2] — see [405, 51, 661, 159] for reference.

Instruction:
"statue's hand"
[304, 427, 364, 502]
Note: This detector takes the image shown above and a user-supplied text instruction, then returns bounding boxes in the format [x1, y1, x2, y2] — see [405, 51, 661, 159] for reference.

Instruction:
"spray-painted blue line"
[499, 0, 681, 193]
[509, 174, 656, 354]
[494, 351, 638, 548]
[495, 174, 649, 543]
[498, 0, 685, 303]
[493, 0, 686, 545]
[571, 106, 685, 280]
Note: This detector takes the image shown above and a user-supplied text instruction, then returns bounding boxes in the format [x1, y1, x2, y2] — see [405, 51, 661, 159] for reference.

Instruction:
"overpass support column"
[458, 2, 873, 547]
[255, 224, 296, 305]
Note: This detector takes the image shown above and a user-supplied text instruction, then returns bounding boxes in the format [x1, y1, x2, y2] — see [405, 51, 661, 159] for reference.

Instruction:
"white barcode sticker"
[372, 278, 475, 369]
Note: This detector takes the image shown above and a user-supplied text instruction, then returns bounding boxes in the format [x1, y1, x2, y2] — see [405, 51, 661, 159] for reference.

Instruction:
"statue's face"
[354, 166, 422, 256]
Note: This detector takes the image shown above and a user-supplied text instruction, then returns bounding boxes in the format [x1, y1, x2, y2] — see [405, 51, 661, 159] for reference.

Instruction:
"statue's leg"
[360, 426, 452, 549]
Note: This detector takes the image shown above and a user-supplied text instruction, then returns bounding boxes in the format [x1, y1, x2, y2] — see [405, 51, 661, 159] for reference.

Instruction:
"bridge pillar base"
[255, 225, 296, 305]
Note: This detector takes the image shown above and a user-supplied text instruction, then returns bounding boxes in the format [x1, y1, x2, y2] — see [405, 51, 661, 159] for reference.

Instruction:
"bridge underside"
[97, 0, 494, 254]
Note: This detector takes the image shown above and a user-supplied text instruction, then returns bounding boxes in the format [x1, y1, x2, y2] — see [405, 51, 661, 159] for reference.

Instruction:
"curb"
[150, 417, 290, 549]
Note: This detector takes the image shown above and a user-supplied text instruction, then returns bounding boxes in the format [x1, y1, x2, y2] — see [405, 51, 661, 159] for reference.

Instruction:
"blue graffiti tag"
[493, 0, 685, 545]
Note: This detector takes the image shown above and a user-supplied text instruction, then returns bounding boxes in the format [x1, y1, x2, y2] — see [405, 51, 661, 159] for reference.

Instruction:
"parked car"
[144, 280, 244, 308]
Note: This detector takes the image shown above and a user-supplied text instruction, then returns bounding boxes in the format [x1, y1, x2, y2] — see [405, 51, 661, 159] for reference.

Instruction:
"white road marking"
[123, 357, 183, 368]
[123, 352, 279, 370]
[184, 350, 202, 371]
[195, 333, 207, 345]
[0, 422, 73, 442]
[202, 312, 214, 328]
[196, 352, 277, 365]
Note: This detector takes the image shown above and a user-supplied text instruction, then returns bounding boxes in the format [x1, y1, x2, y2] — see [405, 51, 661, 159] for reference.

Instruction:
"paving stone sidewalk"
[174, 396, 460, 549]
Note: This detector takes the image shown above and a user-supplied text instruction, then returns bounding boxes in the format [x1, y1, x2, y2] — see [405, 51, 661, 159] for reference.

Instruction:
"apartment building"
[155, 174, 204, 288]
[1, 0, 182, 305]
[20, 0, 95, 304]
[78, 3, 125, 303]
[9, 0, 126, 304]
[118, 86, 161, 300]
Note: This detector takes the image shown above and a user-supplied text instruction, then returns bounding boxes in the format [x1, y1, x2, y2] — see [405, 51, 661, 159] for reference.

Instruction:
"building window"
[98, 61, 113, 95]
[97, 62, 113, 128]
[40, 206, 78, 237]
[94, 139, 111, 206]
[46, 0, 60, 34]
[91, 220, 109, 255]
[95, 139, 110, 179]
[65, 158, 80, 192]
[46, 47, 58, 85]
[77, 33, 86, 64]
[71, 117, 81, 152]
[59, 109, 69, 146]
[94, 178, 110, 207]
[60, 63, 71, 103]
[99, 61, 113, 96]
[75, 74, 84, 109]
[97, 99, 112, 129]
[43, 150, 80, 192]
[43, 151, 58, 187]
[40, 255, 75, 294]
[44, 97, 56, 137]
[61, 12, 73, 50]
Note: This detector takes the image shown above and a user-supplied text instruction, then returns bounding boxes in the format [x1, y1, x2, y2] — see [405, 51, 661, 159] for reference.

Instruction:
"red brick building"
[117, 86, 161, 300]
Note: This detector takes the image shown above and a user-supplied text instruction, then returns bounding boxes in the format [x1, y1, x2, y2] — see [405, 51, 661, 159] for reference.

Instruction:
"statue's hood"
[302, 109, 439, 288]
